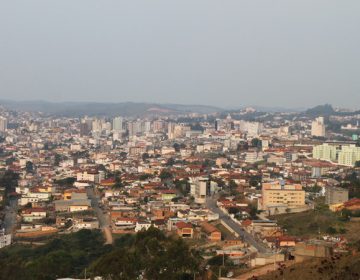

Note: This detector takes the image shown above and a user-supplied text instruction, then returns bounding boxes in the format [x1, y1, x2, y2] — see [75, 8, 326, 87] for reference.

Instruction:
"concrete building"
[190, 177, 208, 204]
[325, 187, 349, 205]
[112, 116, 123, 132]
[0, 117, 8, 132]
[311, 117, 326, 137]
[338, 145, 360, 166]
[313, 143, 337, 162]
[258, 181, 306, 215]
[0, 229, 11, 248]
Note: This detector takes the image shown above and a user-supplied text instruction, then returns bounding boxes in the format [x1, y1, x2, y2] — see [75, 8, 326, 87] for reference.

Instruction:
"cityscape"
[1, 1, 360, 279]
[0, 103, 360, 279]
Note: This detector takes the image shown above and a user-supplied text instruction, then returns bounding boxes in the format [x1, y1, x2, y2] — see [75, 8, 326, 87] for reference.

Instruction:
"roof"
[176, 221, 192, 229]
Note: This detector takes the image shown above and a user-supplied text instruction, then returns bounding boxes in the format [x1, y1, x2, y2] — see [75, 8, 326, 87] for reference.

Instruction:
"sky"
[0, 1, 359, 109]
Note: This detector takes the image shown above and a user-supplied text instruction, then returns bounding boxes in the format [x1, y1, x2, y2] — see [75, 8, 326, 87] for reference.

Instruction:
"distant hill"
[0, 100, 223, 117]
[305, 104, 335, 117]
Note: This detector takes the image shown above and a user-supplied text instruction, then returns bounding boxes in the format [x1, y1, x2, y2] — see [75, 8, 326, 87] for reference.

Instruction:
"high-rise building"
[0, 117, 8, 132]
[338, 145, 360, 166]
[112, 117, 123, 132]
[311, 117, 326, 137]
[313, 143, 337, 162]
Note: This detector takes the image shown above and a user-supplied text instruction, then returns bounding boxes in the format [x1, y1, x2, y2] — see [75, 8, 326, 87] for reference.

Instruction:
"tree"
[159, 169, 173, 181]
[173, 143, 180, 152]
[114, 175, 124, 189]
[166, 158, 175, 166]
[251, 138, 262, 148]
[54, 153, 62, 166]
[26, 161, 34, 173]
[326, 226, 337, 235]
[228, 180, 238, 195]
[142, 153, 150, 162]
[355, 161, 360, 168]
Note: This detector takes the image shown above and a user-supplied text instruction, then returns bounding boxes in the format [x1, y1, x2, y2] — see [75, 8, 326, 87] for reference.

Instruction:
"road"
[86, 188, 113, 244]
[4, 198, 18, 235]
[206, 196, 270, 254]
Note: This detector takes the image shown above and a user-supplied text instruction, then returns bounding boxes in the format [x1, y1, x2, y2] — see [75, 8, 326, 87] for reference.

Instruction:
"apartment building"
[258, 181, 306, 215]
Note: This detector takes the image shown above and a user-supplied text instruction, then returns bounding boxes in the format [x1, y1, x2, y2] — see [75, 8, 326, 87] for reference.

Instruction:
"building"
[201, 222, 221, 241]
[311, 117, 326, 137]
[176, 222, 193, 238]
[325, 187, 349, 205]
[112, 116, 123, 132]
[190, 177, 208, 204]
[0, 229, 11, 248]
[258, 181, 306, 215]
[313, 143, 337, 162]
[0, 117, 8, 132]
[338, 145, 360, 166]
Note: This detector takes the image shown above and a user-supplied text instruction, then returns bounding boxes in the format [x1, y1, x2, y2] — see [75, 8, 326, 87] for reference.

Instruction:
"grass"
[258, 253, 360, 280]
[272, 205, 346, 238]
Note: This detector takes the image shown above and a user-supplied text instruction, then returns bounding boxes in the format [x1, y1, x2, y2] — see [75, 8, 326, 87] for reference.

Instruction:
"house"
[135, 221, 152, 232]
[22, 208, 47, 222]
[201, 222, 221, 241]
[176, 221, 193, 238]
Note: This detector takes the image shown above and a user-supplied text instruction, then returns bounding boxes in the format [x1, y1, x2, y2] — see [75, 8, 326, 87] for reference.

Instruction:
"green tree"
[159, 169, 173, 181]
[26, 161, 34, 173]
[251, 138, 262, 148]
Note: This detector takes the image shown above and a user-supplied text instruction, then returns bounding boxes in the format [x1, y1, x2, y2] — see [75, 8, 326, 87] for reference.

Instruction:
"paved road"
[206, 196, 270, 254]
[86, 188, 113, 244]
[4, 198, 18, 235]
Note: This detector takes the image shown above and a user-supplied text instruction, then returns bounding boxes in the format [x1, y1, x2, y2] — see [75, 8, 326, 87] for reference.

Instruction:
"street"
[206, 196, 270, 254]
[86, 187, 113, 244]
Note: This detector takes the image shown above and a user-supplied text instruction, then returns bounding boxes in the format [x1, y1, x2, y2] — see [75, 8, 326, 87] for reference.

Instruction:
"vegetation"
[274, 203, 346, 237]
[0, 228, 201, 280]
[0, 229, 109, 280]
[90, 227, 201, 279]
[258, 253, 360, 280]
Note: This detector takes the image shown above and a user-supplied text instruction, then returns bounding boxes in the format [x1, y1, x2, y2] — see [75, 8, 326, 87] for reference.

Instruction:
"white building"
[311, 117, 326, 137]
[112, 116, 123, 132]
[0, 117, 7, 132]
[0, 229, 11, 248]
[190, 177, 208, 204]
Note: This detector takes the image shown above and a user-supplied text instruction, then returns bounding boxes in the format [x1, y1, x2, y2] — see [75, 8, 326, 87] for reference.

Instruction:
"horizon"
[1, 1, 360, 108]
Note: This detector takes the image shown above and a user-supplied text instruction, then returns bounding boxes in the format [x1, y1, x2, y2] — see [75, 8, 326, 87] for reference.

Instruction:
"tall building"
[338, 145, 360, 166]
[0, 117, 8, 132]
[311, 117, 326, 137]
[112, 117, 123, 132]
[313, 143, 337, 162]
[258, 181, 306, 215]
[325, 187, 349, 205]
[190, 177, 208, 204]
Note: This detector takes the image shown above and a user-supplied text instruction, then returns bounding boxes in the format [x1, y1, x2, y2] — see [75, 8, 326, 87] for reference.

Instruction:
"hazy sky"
[1, 1, 359, 108]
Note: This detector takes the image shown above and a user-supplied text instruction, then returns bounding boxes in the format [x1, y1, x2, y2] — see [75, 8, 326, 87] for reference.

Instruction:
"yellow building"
[259, 181, 306, 214]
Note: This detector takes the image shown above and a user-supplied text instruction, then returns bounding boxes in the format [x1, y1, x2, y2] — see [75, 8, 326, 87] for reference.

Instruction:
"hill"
[0, 100, 223, 117]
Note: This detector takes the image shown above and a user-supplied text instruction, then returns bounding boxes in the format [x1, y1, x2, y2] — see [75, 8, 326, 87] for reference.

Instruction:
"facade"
[313, 143, 337, 162]
[112, 116, 123, 132]
[311, 117, 326, 137]
[325, 187, 349, 205]
[338, 145, 360, 166]
[0, 229, 11, 249]
[0, 117, 8, 132]
[258, 181, 306, 214]
[190, 177, 208, 204]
